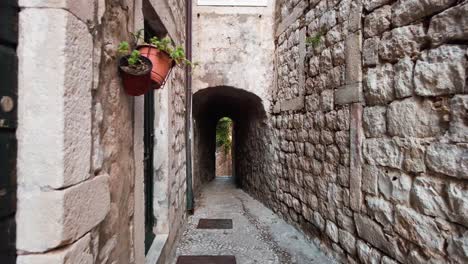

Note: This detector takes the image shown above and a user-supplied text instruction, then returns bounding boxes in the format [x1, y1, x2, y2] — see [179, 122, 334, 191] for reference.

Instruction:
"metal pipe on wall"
[185, 0, 194, 214]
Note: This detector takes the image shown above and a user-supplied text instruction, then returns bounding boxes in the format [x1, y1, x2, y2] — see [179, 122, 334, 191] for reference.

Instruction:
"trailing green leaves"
[128, 50, 142, 66]
[118, 41, 144, 69]
[216, 117, 233, 154]
[149, 36, 197, 68]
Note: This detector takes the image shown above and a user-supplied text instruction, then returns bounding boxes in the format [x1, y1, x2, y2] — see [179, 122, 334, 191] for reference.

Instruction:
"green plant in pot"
[118, 41, 153, 96]
[138, 35, 196, 89]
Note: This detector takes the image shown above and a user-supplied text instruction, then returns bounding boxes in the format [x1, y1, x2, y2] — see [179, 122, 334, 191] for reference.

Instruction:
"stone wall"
[216, 148, 232, 176]
[240, 0, 468, 263]
[359, 1, 468, 263]
[191, 0, 276, 194]
[16, 0, 188, 263]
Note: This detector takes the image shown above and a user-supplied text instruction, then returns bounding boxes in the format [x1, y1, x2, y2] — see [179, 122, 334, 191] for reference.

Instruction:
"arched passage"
[192, 86, 270, 196]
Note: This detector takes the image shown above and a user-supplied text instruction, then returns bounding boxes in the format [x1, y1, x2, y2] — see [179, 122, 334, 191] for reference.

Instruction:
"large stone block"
[364, 63, 394, 105]
[363, 37, 379, 67]
[326, 220, 339, 243]
[412, 176, 468, 228]
[366, 196, 394, 226]
[392, 0, 456, 27]
[17, 175, 110, 252]
[426, 143, 468, 179]
[428, 3, 468, 46]
[19, 0, 97, 25]
[379, 24, 426, 62]
[312, 211, 326, 231]
[355, 215, 392, 253]
[414, 45, 466, 97]
[378, 170, 411, 204]
[387, 98, 443, 137]
[356, 239, 382, 264]
[363, 5, 391, 38]
[447, 182, 468, 228]
[394, 57, 414, 99]
[363, 106, 386, 138]
[363, 138, 403, 169]
[411, 176, 449, 219]
[18, 8, 92, 189]
[447, 231, 468, 263]
[395, 205, 445, 254]
[337, 209, 355, 233]
[17, 233, 93, 264]
[321, 89, 334, 112]
[280, 97, 305, 111]
[362, 164, 381, 195]
[449, 95, 468, 142]
[319, 10, 337, 32]
[363, 0, 392, 12]
[402, 139, 426, 174]
[339, 229, 356, 255]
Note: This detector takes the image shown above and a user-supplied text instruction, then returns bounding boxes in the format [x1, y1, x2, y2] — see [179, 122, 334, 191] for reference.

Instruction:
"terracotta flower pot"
[118, 55, 153, 96]
[138, 44, 175, 89]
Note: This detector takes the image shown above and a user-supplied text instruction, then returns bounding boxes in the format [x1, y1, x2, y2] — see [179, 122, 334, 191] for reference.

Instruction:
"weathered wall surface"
[192, 0, 276, 194]
[17, 0, 188, 263]
[359, 1, 468, 263]
[216, 148, 232, 176]
[240, 0, 468, 263]
[192, 1, 276, 103]
[17, 1, 137, 263]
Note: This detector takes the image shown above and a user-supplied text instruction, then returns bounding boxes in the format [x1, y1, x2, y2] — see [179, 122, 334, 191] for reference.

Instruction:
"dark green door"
[0, 0, 18, 263]
[144, 86, 155, 253]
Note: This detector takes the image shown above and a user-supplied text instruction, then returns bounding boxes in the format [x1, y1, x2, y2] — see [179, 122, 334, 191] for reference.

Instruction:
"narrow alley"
[2, 0, 468, 264]
[173, 177, 333, 264]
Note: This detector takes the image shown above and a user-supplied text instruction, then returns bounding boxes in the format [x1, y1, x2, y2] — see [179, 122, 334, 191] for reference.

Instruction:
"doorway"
[143, 86, 155, 253]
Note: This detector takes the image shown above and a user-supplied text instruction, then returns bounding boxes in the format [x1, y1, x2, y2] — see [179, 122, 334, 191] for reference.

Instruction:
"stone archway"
[192, 86, 270, 196]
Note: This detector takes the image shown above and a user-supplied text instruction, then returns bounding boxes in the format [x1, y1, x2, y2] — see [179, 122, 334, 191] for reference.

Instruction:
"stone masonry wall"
[216, 147, 233, 176]
[191, 1, 276, 194]
[241, 0, 468, 264]
[360, 1, 468, 263]
[16, 0, 188, 263]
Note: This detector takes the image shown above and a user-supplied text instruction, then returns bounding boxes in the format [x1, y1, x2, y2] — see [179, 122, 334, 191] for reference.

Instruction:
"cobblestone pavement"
[172, 177, 335, 264]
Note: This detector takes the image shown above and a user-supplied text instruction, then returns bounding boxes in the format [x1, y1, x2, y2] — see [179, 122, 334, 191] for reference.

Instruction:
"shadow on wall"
[193, 86, 268, 195]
